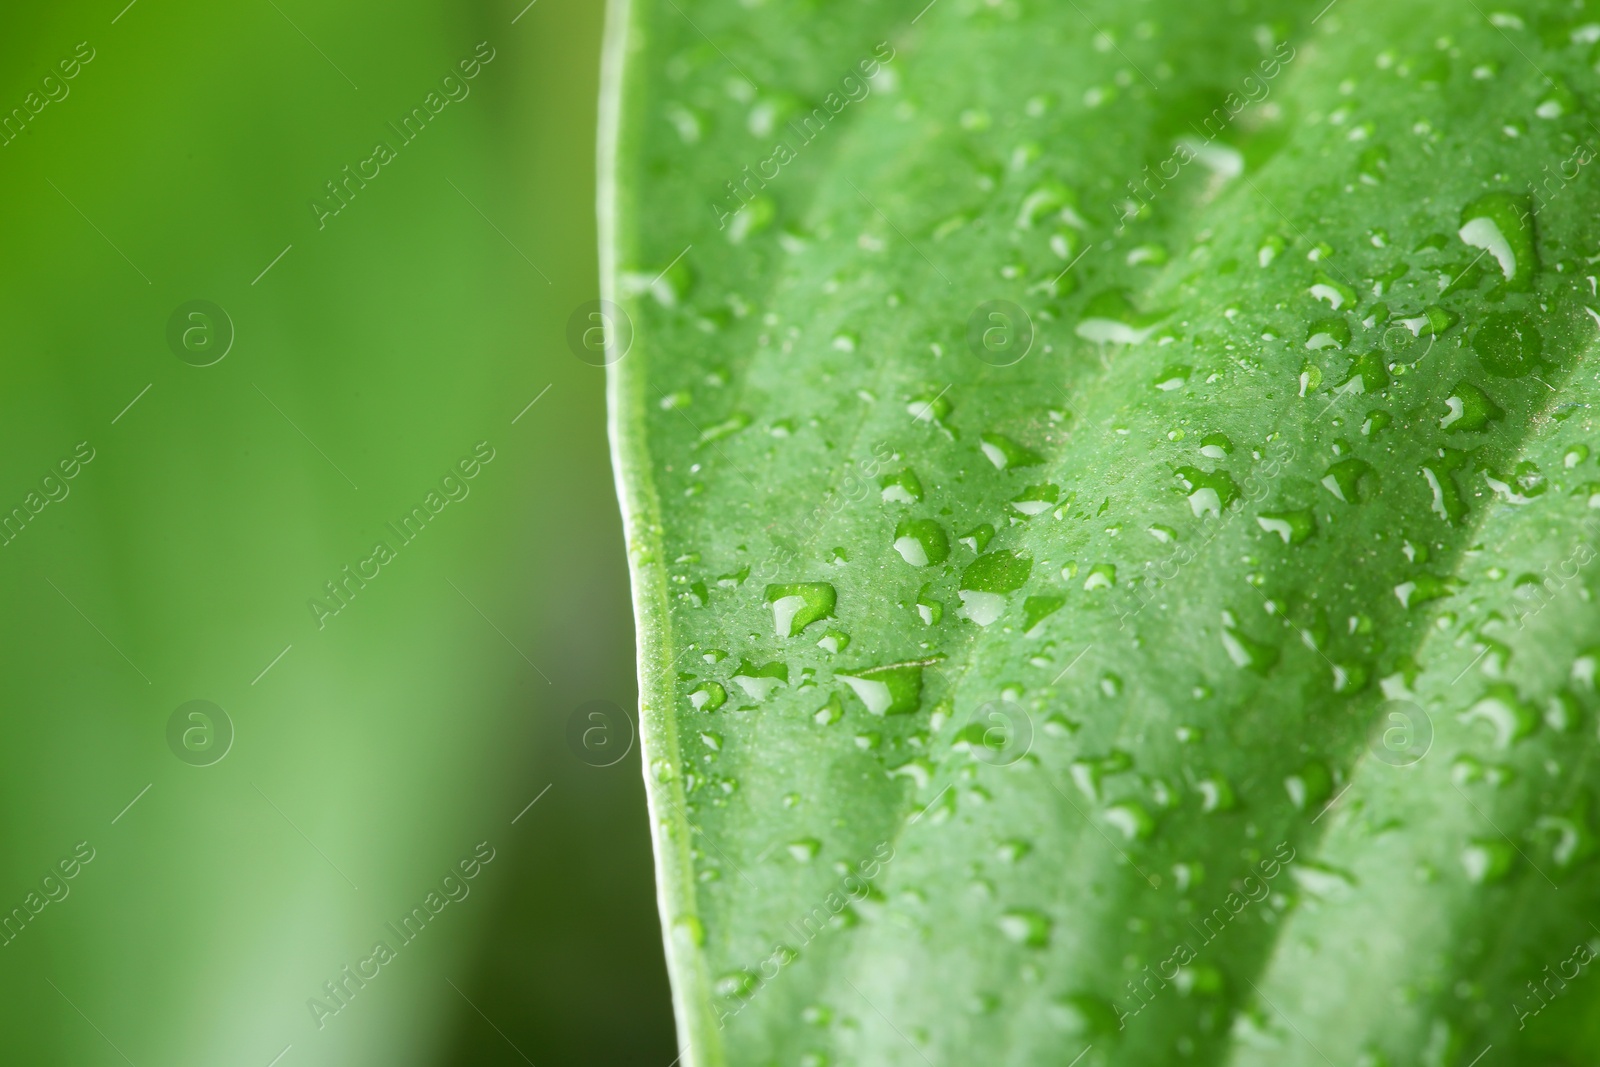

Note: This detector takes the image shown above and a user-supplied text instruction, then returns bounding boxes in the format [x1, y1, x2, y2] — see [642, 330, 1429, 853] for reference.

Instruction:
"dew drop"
[1010, 484, 1060, 516]
[1290, 862, 1357, 899]
[1439, 382, 1504, 433]
[1309, 273, 1358, 310]
[880, 468, 924, 503]
[1257, 509, 1317, 544]
[817, 629, 851, 654]
[1022, 595, 1065, 634]
[1195, 776, 1235, 812]
[1103, 801, 1155, 840]
[958, 523, 996, 553]
[998, 908, 1053, 947]
[1083, 563, 1116, 591]
[1471, 311, 1541, 378]
[787, 837, 821, 863]
[766, 583, 837, 637]
[1175, 467, 1241, 518]
[716, 971, 759, 999]
[1460, 839, 1513, 884]
[689, 682, 727, 712]
[836, 660, 932, 715]
[1459, 684, 1537, 749]
[998, 839, 1033, 863]
[1284, 762, 1333, 810]
[893, 520, 950, 566]
[731, 660, 788, 700]
[673, 914, 706, 947]
[980, 432, 1044, 470]
[1321, 458, 1372, 503]
[1305, 317, 1350, 350]
[1458, 192, 1537, 290]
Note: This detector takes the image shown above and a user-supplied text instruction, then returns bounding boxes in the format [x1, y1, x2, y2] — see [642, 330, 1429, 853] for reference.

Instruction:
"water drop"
[1309, 273, 1358, 310]
[998, 907, 1053, 947]
[1305, 317, 1350, 350]
[1284, 762, 1333, 810]
[1459, 684, 1537, 749]
[893, 520, 950, 566]
[817, 629, 850, 654]
[1022, 595, 1064, 634]
[1290, 862, 1357, 899]
[766, 582, 837, 637]
[907, 390, 952, 424]
[1439, 382, 1504, 433]
[1015, 182, 1073, 229]
[1153, 365, 1192, 391]
[673, 914, 706, 947]
[890, 758, 932, 789]
[787, 837, 821, 863]
[1195, 776, 1235, 812]
[1458, 192, 1536, 290]
[689, 682, 727, 712]
[1471, 311, 1541, 377]
[1076, 289, 1161, 344]
[716, 971, 759, 999]
[836, 659, 933, 715]
[1069, 750, 1131, 801]
[732, 660, 788, 700]
[1103, 801, 1155, 840]
[1357, 144, 1389, 184]
[1051, 993, 1120, 1036]
[1033, 714, 1075, 741]
[1175, 467, 1241, 518]
[1460, 839, 1513, 884]
[1392, 573, 1455, 608]
[1221, 610, 1278, 674]
[1257, 509, 1316, 544]
[1321, 458, 1372, 503]
[1083, 563, 1116, 591]
[1545, 690, 1580, 732]
[979, 432, 1044, 470]
[958, 523, 996, 552]
[1010, 484, 1060, 516]
[998, 839, 1033, 863]
[801, 1004, 831, 1026]
[697, 412, 751, 445]
[1339, 350, 1389, 394]
[959, 550, 1033, 625]
[880, 468, 924, 503]
[1485, 461, 1546, 504]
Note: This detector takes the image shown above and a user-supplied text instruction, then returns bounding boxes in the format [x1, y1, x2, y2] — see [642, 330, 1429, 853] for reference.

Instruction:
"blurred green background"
[0, 1, 675, 1063]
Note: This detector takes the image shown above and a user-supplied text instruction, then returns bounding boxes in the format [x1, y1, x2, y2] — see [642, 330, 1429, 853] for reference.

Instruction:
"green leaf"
[603, 0, 1600, 1063]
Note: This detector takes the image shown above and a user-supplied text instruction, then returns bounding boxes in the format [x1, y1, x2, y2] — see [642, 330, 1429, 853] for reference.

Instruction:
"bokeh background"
[0, 1, 675, 1063]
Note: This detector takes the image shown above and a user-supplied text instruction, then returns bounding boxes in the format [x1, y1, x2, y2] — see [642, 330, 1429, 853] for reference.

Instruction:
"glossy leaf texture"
[603, 0, 1600, 1063]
